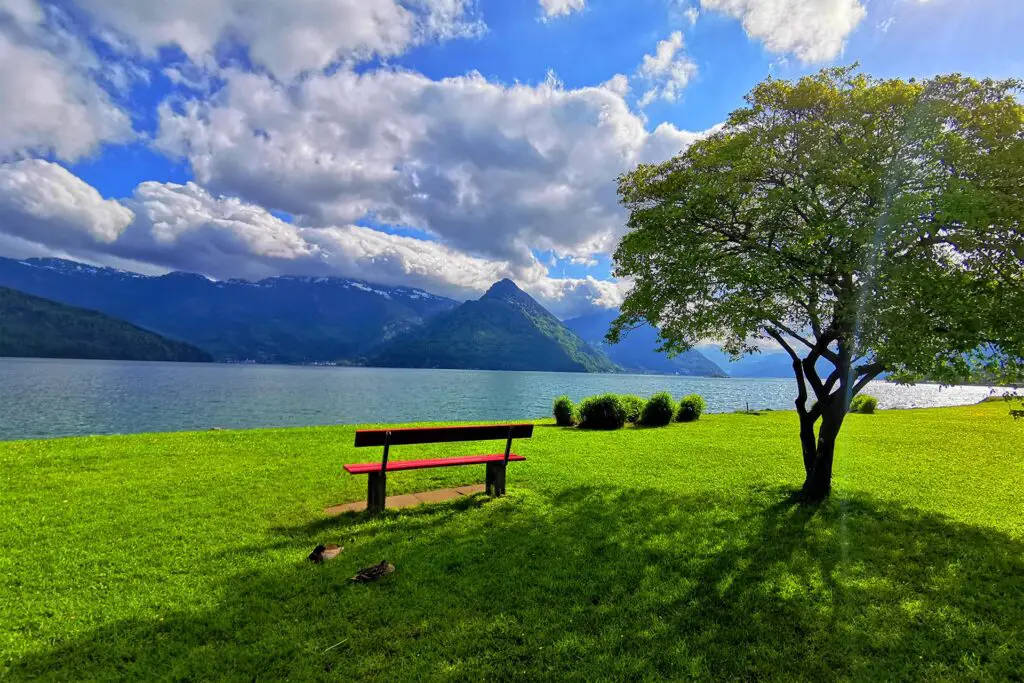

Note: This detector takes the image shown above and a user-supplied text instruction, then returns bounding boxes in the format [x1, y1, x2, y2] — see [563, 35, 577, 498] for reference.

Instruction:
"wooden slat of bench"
[344, 453, 526, 474]
[354, 424, 534, 447]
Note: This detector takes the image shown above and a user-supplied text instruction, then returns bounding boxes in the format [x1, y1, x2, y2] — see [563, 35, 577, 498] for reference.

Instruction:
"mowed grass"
[1, 402, 1022, 680]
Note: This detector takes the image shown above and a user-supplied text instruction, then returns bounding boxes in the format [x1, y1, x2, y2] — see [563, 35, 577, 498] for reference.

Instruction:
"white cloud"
[122, 182, 629, 313]
[528, 274, 629, 315]
[101, 59, 150, 93]
[685, 6, 700, 25]
[700, 0, 867, 63]
[0, 159, 134, 246]
[73, 0, 484, 80]
[600, 73, 630, 96]
[124, 181, 320, 277]
[305, 225, 628, 315]
[635, 31, 698, 107]
[539, 0, 585, 20]
[0, 2, 727, 316]
[162, 62, 218, 94]
[156, 67, 708, 269]
[2, 0, 43, 24]
[0, 1, 133, 161]
[0, 166, 626, 314]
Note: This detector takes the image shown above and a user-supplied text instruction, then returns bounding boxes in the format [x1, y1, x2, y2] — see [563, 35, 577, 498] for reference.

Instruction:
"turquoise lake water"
[0, 357, 998, 440]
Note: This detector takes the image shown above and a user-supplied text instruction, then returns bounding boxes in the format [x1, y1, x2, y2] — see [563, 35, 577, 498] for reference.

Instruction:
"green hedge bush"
[676, 393, 707, 422]
[553, 395, 576, 426]
[640, 392, 677, 426]
[577, 394, 627, 430]
[617, 395, 645, 423]
[850, 394, 879, 414]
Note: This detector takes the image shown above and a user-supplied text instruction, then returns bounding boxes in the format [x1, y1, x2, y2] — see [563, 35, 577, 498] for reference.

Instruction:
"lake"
[0, 357, 999, 441]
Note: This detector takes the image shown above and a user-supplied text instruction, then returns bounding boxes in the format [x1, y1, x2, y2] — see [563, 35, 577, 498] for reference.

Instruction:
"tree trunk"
[801, 406, 845, 502]
[798, 411, 817, 477]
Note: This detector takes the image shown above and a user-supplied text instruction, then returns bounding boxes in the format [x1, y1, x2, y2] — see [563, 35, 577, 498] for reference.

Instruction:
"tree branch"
[768, 319, 817, 351]
[802, 355, 826, 399]
[823, 367, 843, 395]
[854, 361, 886, 378]
[851, 368, 885, 397]
[771, 318, 842, 368]
[765, 327, 810, 415]
[806, 293, 823, 339]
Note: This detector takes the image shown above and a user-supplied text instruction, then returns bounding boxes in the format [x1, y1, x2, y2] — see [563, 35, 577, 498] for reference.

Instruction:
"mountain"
[370, 279, 619, 372]
[0, 287, 211, 362]
[0, 257, 457, 363]
[697, 346, 786, 377]
[698, 345, 833, 378]
[564, 309, 727, 377]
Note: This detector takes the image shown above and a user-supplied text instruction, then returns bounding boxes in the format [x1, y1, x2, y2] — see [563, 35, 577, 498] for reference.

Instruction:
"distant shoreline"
[0, 355, 1015, 388]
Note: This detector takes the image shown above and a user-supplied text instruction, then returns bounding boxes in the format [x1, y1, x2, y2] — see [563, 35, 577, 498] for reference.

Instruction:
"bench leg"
[486, 462, 507, 497]
[367, 472, 386, 513]
[495, 462, 506, 496]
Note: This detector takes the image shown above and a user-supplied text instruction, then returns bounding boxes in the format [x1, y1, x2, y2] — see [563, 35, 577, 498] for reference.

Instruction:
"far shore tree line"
[610, 66, 1023, 501]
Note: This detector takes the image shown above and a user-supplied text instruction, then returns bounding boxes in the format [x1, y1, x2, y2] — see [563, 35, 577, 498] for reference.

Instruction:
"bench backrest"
[354, 423, 534, 447]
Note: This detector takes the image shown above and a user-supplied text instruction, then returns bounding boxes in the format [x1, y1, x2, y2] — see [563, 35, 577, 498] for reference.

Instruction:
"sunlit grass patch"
[1, 402, 1021, 679]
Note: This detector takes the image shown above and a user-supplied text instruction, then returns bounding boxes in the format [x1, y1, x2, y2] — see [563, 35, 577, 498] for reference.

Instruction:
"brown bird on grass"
[351, 561, 395, 582]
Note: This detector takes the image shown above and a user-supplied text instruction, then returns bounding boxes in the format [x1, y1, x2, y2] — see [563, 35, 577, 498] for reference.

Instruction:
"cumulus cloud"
[122, 182, 629, 313]
[0, 2, 726, 316]
[120, 181, 508, 292]
[700, 0, 867, 63]
[0, 159, 134, 247]
[539, 0, 585, 20]
[0, 166, 626, 314]
[528, 274, 630, 316]
[600, 74, 630, 96]
[120, 181, 322, 278]
[73, 0, 484, 80]
[635, 31, 698, 107]
[0, 1, 133, 161]
[156, 67, 707, 270]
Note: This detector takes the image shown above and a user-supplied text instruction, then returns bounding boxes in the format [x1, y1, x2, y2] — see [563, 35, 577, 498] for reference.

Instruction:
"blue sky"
[0, 0, 1021, 315]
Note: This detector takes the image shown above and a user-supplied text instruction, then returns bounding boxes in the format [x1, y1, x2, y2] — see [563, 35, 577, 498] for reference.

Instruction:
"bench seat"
[344, 453, 525, 475]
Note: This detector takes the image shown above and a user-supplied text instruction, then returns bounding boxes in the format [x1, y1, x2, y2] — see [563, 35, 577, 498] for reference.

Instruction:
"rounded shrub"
[640, 392, 677, 426]
[676, 393, 707, 422]
[577, 394, 627, 430]
[850, 394, 879, 414]
[617, 394, 645, 423]
[553, 395, 576, 426]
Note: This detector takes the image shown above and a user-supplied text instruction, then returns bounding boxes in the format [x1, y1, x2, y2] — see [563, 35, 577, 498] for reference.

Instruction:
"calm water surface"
[0, 357, 999, 440]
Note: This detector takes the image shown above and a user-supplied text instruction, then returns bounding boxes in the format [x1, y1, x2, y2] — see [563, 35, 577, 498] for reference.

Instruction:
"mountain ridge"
[0, 286, 212, 363]
[564, 309, 727, 377]
[371, 279, 619, 373]
[0, 256, 458, 363]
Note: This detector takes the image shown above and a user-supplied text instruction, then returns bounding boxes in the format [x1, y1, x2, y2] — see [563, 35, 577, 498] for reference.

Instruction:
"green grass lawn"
[1, 402, 1022, 680]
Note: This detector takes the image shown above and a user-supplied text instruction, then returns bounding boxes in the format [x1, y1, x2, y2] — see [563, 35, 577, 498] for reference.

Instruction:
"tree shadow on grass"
[9, 486, 1024, 680]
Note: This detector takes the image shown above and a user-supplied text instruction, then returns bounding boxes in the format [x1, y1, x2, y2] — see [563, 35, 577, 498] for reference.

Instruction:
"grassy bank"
[1, 403, 1022, 680]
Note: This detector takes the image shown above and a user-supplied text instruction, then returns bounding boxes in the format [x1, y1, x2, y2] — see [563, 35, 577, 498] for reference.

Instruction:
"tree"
[1005, 390, 1024, 420]
[610, 67, 1024, 501]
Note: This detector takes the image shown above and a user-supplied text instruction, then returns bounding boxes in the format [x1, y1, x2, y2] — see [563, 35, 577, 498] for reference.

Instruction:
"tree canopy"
[611, 67, 1024, 499]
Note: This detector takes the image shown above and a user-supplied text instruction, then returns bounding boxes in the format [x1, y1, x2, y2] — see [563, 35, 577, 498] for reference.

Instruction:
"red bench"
[345, 423, 534, 513]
